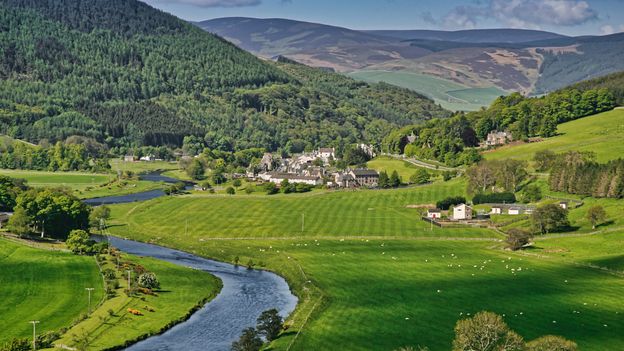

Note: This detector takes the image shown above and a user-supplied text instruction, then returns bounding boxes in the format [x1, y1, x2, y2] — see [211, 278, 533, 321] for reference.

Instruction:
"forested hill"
[563, 71, 624, 106]
[0, 0, 448, 153]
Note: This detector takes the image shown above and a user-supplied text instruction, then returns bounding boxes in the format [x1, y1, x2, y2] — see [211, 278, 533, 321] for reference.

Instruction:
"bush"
[66, 230, 93, 254]
[264, 182, 278, 195]
[232, 179, 242, 187]
[226, 187, 236, 195]
[436, 196, 466, 210]
[505, 229, 532, 251]
[138, 272, 160, 290]
[472, 192, 516, 205]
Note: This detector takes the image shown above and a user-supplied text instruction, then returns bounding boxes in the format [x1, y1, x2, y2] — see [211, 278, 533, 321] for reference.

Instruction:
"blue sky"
[143, 0, 624, 36]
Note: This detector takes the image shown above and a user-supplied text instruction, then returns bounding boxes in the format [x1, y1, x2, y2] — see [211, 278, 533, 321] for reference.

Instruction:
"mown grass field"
[109, 179, 493, 239]
[485, 109, 624, 163]
[348, 70, 507, 111]
[367, 156, 437, 181]
[107, 178, 624, 350]
[55, 252, 221, 350]
[0, 238, 103, 343]
[0, 169, 112, 191]
[109, 159, 179, 174]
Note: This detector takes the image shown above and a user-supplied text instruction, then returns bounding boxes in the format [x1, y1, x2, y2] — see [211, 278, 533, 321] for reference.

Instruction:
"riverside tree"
[256, 309, 283, 342]
[231, 328, 263, 351]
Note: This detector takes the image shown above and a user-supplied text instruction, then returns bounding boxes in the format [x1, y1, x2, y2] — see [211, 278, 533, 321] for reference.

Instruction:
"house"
[123, 155, 137, 162]
[334, 173, 356, 188]
[508, 207, 522, 215]
[349, 169, 379, 187]
[491, 206, 503, 215]
[485, 131, 512, 147]
[452, 204, 473, 220]
[318, 148, 335, 163]
[357, 144, 377, 158]
[260, 153, 274, 172]
[559, 201, 569, 210]
[268, 173, 322, 186]
[139, 155, 155, 162]
[427, 209, 442, 219]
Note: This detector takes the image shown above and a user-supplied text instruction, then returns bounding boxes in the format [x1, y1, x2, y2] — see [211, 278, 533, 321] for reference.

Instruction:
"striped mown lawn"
[109, 179, 496, 239]
[0, 238, 103, 343]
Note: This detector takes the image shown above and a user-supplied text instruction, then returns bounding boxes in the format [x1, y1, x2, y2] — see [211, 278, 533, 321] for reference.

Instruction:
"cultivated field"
[107, 180, 624, 350]
[485, 109, 624, 163]
[348, 70, 507, 111]
[0, 238, 103, 342]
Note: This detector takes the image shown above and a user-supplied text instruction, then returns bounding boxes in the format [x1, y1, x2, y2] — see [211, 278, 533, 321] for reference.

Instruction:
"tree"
[7, 207, 32, 237]
[531, 204, 570, 234]
[452, 311, 524, 351]
[526, 336, 577, 351]
[390, 170, 401, 188]
[442, 171, 456, 182]
[138, 272, 161, 290]
[232, 179, 242, 188]
[533, 150, 556, 171]
[211, 172, 227, 185]
[466, 162, 496, 194]
[89, 205, 111, 231]
[66, 230, 92, 254]
[410, 168, 430, 185]
[495, 159, 528, 192]
[264, 182, 278, 195]
[226, 187, 236, 195]
[256, 308, 283, 342]
[586, 205, 607, 229]
[505, 229, 532, 251]
[378, 171, 390, 188]
[186, 159, 205, 180]
[231, 328, 263, 351]
[518, 184, 542, 203]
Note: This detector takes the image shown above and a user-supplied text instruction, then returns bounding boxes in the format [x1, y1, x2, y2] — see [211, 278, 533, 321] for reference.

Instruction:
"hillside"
[0, 1, 448, 152]
[198, 18, 624, 110]
[485, 109, 624, 163]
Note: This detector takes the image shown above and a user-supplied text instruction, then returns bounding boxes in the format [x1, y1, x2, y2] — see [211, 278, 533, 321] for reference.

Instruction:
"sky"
[142, 0, 624, 36]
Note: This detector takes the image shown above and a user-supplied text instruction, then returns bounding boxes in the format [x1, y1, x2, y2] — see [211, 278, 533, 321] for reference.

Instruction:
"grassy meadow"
[108, 179, 494, 239]
[106, 177, 624, 350]
[0, 237, 103, 343]
[54, 252, 221, 350]
[367, 156, 438, 181]
[485, 109, 624, 163]
[0, 169, 112, 191]
[348, 70, 507, 111]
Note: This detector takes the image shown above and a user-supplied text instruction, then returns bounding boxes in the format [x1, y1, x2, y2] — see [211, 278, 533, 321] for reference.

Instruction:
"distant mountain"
[195, 17, 431, 71]
[364, 29, 568, 43]
[0, 1, 448, 151]
[197, 17, 624, 106]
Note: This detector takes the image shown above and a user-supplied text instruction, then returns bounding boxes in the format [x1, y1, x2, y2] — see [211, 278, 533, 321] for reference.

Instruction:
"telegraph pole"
[29, 321, 39, 351]
[85, 288, 94, 313]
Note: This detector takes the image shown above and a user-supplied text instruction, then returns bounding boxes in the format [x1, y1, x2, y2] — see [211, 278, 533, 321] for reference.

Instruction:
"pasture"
[0, 238, 103, 343]
[109, 179, 494, 239]
[348, 70, 507, 111]
[485, 109, 624, 163]
[367, 156, 436, 181]
[0, 169, 111, 191]
[55, 252, 221, 350]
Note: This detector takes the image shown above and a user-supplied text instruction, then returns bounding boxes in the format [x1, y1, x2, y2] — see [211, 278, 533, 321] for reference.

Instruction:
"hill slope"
[0, 1, 448, 151]
[364, 28, 567, 43]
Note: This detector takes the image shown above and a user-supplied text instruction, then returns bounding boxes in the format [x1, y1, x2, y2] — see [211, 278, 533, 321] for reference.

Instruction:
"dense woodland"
[0, 0, 447, 155]
[383, 85, 616, 165]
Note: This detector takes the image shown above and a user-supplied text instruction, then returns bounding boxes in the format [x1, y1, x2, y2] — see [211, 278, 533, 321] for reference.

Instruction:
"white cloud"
[148, 0, 262, 7]
[600, 24, 624, 35]
[442, 0, 598, 29]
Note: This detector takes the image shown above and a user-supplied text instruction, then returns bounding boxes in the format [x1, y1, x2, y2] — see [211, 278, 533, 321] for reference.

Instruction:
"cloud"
[441, 0, 598, 29]
[421, 11, 437, 25]
[600, 24, 624, 35]
[148, 0, 262, 7]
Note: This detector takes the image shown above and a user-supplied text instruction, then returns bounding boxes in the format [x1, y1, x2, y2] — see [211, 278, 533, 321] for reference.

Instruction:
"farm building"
[559, 201, 569, 210]
[491, 206, 503, 215]
[0, 212, 12, 229]
[508, 207, 522, 215]
[452, 204, 473, 220]
[123, 155, 138, 162]
[349, 169, 379, 187]
[427, 209, 442, 219]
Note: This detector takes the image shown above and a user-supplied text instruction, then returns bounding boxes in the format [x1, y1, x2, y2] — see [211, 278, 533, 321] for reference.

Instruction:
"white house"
[491, 206, 503, 215]
[318, 148, 335, 162]
[508, 207, 522, 215]
[452, 204, 473, 220]
[140, 155, 155, 162]
[269, 173, 322, 186]
[559, 201, 569, 210]
[427, 209, 442, 219]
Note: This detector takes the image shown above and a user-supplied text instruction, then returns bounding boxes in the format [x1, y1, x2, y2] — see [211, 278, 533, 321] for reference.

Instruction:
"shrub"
[138, 272, 160, 290]
[472, 192, 516, 205]
[436, 196, 466, 210]
[226, 186, 236, 195]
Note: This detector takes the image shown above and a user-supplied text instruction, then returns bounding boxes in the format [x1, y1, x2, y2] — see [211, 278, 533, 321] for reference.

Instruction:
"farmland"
[108, 179, 493, 239]
[107, 178, 624, 350]
[348, 70, 507, 111]
[485, 109, 624, 163]
[0, 237, 103, 343]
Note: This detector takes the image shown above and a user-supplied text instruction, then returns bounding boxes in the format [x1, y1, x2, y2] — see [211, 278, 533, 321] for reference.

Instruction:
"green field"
[109, 179, 493, 239]
[0, 238, 104, 342]
[109, 159, 179, 174]
[348, 70, 507, 111]
[0, 169, 112, 191]
[107, 178, 624, 350]
[485, 109, 624, 163]
[55, 252, 221, 350]
[367, 156, 435, 181]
